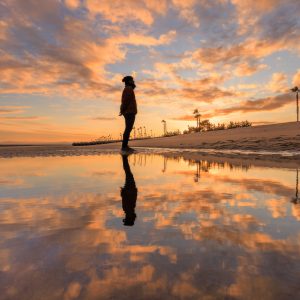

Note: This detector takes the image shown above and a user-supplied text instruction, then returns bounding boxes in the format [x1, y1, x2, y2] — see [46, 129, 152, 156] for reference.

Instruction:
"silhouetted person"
[119, 75, 137, 152]
[121, 154, 138, 226]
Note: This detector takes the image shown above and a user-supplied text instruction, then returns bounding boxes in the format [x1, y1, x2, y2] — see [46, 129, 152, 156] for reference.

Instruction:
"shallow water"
[0, 153, 300, 300]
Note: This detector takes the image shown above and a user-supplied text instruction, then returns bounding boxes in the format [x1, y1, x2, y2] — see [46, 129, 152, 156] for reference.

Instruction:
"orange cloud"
[192, 35, 300, 76]
[0, 116, 45, 120]
[87, 116, 116, 121]
[235, 62, 267, 76]
[64, 0, 80, 10]
[114, 30, 176, 47]
[171, 115, 195, 121]
[172, 0, 199, 27]
[85, 0, 168, 25]
[0, 0, 176, 100]
[267, 72, 288, 93]
[200, 93, 294, 118]
[293, 69, 300, 86]
[232, 0, 282, 35]
[0, 106, 29, 114]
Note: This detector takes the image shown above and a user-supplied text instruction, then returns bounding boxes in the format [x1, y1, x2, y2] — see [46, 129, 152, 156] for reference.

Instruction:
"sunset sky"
[1, 0, 300, 143]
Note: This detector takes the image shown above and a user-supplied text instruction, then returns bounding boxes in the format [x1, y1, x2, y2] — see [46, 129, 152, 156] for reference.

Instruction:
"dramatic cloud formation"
[86, 0, 168, 25]
[173, 93, 294, 120]
[0, 0, 300, 141]
[204, 93, 294, 118]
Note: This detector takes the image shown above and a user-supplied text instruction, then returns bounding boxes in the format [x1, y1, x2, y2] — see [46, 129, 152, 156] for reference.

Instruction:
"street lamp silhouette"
[144, 126, 147, 137]
[161, 120, 166, 136]
[291, 86, 299, 122]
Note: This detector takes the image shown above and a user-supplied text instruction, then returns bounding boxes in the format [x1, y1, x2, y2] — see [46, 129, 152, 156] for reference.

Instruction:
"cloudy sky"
[1, 0, 300, 143]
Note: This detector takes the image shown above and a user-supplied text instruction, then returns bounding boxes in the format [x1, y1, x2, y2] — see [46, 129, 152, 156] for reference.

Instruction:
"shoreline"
[0, 145, 299, 169]
[0, 122, 300, 168]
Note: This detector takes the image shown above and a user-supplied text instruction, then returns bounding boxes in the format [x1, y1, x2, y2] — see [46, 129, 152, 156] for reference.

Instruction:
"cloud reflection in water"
[0, 153, 299, 299]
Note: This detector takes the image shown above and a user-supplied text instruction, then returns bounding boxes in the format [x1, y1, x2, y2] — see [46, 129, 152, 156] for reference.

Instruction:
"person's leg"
[122, 114, 135, 149]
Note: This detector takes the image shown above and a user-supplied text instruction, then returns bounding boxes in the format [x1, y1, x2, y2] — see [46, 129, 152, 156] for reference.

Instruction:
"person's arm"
[120, 88, 134, 115]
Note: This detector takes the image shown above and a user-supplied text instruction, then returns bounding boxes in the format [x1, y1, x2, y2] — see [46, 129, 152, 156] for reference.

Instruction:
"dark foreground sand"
[1, 122, 299, 168]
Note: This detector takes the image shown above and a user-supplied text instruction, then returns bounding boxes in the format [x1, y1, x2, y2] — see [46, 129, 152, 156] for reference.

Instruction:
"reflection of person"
[119, 75, 137, 152]
[121, 154, 138, 226]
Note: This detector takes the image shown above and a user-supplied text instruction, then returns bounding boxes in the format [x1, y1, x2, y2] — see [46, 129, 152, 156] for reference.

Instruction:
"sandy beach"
[128, 121, 300, 151]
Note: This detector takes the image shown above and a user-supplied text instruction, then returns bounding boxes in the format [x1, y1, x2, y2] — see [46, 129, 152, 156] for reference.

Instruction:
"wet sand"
[0, 122, 300, 168]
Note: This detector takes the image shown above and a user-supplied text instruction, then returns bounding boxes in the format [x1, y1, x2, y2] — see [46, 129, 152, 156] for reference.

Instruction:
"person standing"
[119, 75, 137, 152]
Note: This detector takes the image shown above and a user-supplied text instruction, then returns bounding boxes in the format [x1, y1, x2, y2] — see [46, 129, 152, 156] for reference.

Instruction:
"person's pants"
[122, 113, 135, 148]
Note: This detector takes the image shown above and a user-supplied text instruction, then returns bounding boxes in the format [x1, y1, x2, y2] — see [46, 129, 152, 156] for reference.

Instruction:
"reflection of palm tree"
[194, 161, 201, 182]
[121, 154, 138, 226]
[291, 86, 299, 122]
[296, 168, 299, 202]
[162, 156, 167, 173]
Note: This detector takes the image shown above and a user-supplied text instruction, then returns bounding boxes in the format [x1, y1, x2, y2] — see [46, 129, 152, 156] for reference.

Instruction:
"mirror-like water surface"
[1, 153, 300, 300]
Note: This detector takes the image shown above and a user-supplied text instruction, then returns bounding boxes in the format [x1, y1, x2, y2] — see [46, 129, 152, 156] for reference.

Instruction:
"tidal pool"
[0, 153, 300, 300]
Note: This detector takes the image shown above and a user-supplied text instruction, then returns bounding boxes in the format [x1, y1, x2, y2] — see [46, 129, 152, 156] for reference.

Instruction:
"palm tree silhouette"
[291, 86, 299, 122]
[193, 109, 201, 129]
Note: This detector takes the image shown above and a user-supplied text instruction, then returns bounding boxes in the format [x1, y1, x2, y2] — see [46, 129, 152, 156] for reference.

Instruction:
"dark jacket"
[120, 86, 137, 115]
